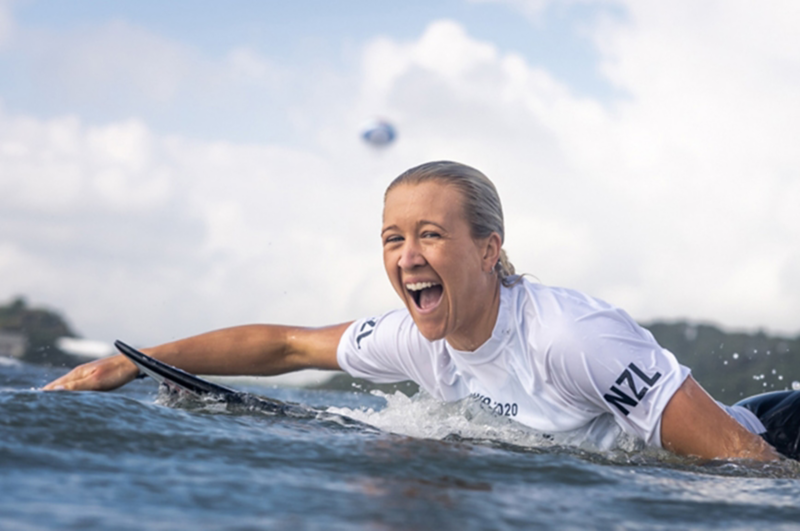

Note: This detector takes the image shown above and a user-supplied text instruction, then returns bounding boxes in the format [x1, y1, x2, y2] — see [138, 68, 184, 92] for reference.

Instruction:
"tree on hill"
[0, 297, 78, 364]
[2, 295, 799, 401]
[642, 321, 800, 405]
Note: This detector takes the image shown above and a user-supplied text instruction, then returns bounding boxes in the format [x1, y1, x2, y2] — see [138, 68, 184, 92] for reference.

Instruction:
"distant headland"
[1, 296, 798, 404]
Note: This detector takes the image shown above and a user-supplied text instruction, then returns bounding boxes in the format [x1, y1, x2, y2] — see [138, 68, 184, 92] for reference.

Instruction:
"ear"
[481, 232, 503, 273]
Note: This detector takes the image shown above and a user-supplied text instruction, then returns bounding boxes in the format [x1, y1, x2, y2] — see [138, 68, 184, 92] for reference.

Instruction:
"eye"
[421, 231, 441, 239]
[383, 234, 403, 245]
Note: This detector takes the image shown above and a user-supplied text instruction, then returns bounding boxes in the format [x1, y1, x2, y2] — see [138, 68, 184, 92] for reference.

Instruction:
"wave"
[5, 377, 797, 479]
[328, 390, 800, 478]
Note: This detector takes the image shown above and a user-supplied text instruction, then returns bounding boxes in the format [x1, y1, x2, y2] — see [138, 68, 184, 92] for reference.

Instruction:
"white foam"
[0, 356, 22, 367]
[56, 337, 115, 359]
[327, 391, 644, 455]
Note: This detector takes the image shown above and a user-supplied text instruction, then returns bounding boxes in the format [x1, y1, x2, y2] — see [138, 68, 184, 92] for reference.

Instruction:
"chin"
[419, 331, 442, 341]
[412, 321, 447, 342]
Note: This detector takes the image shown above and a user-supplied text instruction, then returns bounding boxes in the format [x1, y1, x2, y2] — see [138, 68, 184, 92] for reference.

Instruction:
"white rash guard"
[337, 279, 764, 449]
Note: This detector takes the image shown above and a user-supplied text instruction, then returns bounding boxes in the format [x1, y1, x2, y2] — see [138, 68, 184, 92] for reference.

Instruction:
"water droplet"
[723, 360, 728, 365]
[772, 369, 777, 374]
[792, 381, 800, 391]
[732, 353, 739, 360]
[779, 375, 784, 381]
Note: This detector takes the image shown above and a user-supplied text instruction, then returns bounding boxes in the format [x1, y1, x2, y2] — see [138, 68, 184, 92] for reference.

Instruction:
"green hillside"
[2, 296, 798, 405]
[0, 297, 78, 365]
[643, 321, 800, 405]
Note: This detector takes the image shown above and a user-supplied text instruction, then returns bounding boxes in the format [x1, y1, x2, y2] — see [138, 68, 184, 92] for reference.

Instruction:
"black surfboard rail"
[115, 340, 240, 397]
[736, 390, 800, 460]
[114, 340, 305, 416]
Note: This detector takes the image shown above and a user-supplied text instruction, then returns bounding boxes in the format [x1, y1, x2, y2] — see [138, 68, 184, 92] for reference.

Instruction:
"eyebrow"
[381, 220, 447, 236]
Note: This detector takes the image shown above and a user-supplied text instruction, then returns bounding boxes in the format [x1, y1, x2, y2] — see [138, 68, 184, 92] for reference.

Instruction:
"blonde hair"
[386, 161, 519, 286]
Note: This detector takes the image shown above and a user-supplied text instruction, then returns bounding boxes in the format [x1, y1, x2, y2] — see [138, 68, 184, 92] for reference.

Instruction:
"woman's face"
[382, 181, 501, 349]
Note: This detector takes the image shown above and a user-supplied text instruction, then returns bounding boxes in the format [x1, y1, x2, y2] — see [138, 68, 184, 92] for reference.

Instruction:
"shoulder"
[339, 308, 445, 361]
[341, 308, 418, 349]
[516, 279, 618, 316]
[510, 280, 643, 342]
[509, 281, 689, 446]
[512, 280, 671, 383]
[337, 308, 444, 389]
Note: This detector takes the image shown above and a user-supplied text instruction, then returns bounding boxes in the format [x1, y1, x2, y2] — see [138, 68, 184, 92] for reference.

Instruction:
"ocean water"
[2, 357, 800, 530]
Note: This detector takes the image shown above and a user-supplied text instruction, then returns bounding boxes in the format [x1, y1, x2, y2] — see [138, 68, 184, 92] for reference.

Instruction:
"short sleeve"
[544, 305, 690, 447]
[337, 310, 439, 389]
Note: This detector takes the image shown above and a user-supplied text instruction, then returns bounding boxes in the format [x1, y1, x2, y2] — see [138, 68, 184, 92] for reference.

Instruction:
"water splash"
[328, 391, 645, 456]
[326, 391, 800, 477]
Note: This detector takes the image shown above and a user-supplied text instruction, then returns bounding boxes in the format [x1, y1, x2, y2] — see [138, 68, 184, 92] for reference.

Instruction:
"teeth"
[406, 282, 439, 291]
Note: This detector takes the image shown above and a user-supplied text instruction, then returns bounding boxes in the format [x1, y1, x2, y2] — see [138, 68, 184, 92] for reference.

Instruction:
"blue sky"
[1, 0, 799, 344]
[0, 0, 619, 145]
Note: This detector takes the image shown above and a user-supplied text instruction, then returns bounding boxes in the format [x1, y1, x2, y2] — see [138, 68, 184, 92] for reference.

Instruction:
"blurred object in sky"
[361, 119, 397, 147]
[56, 337, 116, 359]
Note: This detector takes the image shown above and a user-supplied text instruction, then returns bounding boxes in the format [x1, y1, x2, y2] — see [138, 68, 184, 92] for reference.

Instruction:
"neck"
[446, 279, 502, 352]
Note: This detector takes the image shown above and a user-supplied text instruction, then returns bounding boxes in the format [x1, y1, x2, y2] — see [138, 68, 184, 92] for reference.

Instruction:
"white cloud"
[2, 2, 800, 345]
[346, 10, 800, 332]
[0, 106, 399, 344]
[0, 13, 291, 144]
[578, 1, 800, 327]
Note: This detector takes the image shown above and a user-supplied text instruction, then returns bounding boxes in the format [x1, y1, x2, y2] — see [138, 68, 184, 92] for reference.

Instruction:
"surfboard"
[114, 340, 308, 417]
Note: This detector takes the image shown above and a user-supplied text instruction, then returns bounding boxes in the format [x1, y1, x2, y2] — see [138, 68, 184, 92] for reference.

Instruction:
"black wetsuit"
[736, 390, 800, 460]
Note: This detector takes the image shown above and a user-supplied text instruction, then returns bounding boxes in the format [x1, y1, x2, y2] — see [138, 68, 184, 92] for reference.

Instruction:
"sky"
[1, 0, 799, 346]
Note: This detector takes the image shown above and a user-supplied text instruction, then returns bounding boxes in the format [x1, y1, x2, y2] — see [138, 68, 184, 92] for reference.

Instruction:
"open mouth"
[406, 281, 443, 311]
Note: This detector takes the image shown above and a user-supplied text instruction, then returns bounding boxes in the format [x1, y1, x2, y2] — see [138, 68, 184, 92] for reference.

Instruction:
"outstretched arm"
[660, 376, 780, 461]
[42, 322, 351, 392]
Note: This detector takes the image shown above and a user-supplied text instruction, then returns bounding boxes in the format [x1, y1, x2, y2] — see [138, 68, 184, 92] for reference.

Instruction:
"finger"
[42, 375, 78, 391]
[42, 368, 90, 391]
[42, 374, 71, 391]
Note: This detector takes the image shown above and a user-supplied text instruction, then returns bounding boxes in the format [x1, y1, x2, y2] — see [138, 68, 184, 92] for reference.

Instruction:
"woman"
[45, 161, 788, 461]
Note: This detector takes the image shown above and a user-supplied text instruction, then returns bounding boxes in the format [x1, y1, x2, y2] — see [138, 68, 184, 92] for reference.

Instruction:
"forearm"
[662, 412, 779, 461]
[661, 377, 781, 461]
[43, 322, 349, 392]
[141, 325, 297, 376]
[142, 324, 343, 376]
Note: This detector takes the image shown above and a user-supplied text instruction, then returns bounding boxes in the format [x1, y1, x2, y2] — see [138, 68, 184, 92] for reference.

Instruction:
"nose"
[398, 239, 426, 270]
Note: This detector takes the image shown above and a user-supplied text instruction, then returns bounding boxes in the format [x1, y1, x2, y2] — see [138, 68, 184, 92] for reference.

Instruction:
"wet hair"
[386, 161, 519, 286]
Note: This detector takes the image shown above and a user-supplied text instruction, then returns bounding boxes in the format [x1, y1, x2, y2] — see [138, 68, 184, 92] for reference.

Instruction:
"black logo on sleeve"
[603, 363, 662, 416]
[356, 319, 377, 349]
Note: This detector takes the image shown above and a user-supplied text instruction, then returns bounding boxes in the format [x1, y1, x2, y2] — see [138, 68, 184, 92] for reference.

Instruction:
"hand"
[42, 354, 140, 392]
